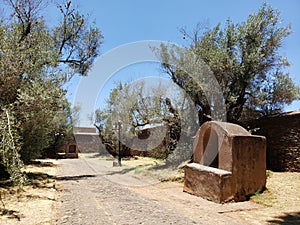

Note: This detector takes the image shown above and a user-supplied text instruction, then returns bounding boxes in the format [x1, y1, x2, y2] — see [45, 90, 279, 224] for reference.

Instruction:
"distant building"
[73, 127, 102, 153]
[59, 127, 107, 158]
[58, 138, 78, 158]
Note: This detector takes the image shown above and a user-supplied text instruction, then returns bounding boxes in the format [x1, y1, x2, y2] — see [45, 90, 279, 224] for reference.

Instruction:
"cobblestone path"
[55, 157, 257, 225]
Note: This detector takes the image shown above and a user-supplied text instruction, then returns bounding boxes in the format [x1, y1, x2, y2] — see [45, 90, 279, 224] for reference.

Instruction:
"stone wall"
[251, 111, 300, 172]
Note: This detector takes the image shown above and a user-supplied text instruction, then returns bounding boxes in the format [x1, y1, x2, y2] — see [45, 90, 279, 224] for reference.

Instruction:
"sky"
[61, 0, 300, 125]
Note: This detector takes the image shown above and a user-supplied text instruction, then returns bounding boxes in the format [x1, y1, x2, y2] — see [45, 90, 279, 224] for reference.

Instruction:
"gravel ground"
[54, 156, 258, 225]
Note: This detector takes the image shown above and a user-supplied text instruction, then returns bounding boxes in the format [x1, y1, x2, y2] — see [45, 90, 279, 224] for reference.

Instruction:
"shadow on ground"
[55, 174, 96, 181]
[0, 161, 94, 189]
[0, 208, 21, 221]
[84, 153, 112, 159]
[30, 160, 56, 167]
[0, 171, 54, 189]
[268, 212, 300, 225]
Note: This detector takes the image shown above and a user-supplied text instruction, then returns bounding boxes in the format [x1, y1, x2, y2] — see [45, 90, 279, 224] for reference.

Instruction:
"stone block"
[184, 121, 266, 203]
[183, 163, 232, 203]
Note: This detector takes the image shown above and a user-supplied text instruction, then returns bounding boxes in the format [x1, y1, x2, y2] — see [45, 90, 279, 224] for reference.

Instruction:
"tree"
[0, 108, 25, 186]
[0, 0, 103, 184]
[94, 82, 169, 161]
[157, 3, 299, 125]
[95, 82, 180, 163]
[94, 81, 193, 165]
[15, 77, 72, 163]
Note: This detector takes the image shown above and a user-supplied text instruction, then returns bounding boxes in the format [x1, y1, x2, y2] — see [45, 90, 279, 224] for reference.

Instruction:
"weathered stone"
[184, 121, 266, 203]
[183, 163, 232, 203]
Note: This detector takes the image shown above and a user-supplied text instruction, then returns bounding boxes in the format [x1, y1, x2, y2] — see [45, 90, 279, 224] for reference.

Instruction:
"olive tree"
[0, 0, 103, 184]
[94, 79, 198, 166]
[157, 3, 299, 125]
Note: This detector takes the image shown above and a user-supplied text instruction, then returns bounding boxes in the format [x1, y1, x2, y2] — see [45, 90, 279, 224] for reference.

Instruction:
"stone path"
[55, 157, 261, 225]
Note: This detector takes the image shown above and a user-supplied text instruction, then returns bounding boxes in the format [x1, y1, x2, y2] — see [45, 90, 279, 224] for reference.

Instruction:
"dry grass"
[112, 156, 185, 182]
[226, 171, 300, 224]
[251, 171, 300, 209]
[0, 160, 58, 225]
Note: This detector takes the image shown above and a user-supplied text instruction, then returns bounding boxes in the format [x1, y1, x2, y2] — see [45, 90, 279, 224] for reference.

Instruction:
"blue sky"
[63, 0, 300, 125]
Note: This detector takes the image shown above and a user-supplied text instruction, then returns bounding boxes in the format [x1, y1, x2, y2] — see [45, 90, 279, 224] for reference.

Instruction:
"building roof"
[73, 127, 97, 134]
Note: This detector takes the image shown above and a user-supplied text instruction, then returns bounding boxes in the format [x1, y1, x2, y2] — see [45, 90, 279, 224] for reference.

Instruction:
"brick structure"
[251, 111, 300, 172]
[59, 127, 107, 157]
[73, 127, 103, 153]
[184, 121, 266, 203]
[58, 138, 79, 158]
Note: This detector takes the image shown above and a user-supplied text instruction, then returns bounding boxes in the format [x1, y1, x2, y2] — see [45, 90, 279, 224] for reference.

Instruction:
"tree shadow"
[0, 180, 14, 188]
[29, 160, 56, 167]
[268, 212, 300, 224]
[0, 172, 54, 189]
[26, 172, 55, 189]
[55, 174, 96, 181]
[26, 172, 54, 180]
[0, 208, 21, 221]
[85, 153, 112, 159]
[105, 167, 137, 175]
[103, 161, 163, 176]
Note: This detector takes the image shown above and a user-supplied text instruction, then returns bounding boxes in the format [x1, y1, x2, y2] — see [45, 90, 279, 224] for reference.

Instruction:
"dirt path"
[54, 156, 264, 225]
[1, 156, 298, 224]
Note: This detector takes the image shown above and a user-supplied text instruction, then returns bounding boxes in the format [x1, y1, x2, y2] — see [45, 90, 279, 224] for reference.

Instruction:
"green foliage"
[0, 109, 26, 186]
[94, 76, 199, 167]
[0, 0, 103, 185]
[94, 81, 183, 160]
[157, 3, 299, 124]
[53, 1, 103, 77]
[15, 77, 71, 163]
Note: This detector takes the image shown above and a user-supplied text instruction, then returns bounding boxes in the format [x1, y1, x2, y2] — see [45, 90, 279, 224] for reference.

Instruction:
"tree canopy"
[94, 82, 179, 158]
[94, 80, 198, 165]
[94, 3, 299, 167]
[157, 3, 299, 125]
[0, 0, 103, 185]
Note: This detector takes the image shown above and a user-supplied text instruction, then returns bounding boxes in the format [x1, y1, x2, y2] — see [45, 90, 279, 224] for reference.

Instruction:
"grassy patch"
[266, 170, 273, 177]
[0, 208, 21, 221]
[123, 157, 185, 183]
[250, 188, 276, 206]
[160, 175, 184, 183]
[250, 171, 300, 209]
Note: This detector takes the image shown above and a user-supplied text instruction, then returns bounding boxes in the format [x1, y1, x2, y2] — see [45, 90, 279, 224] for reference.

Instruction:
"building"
[59, 127, 106, 158]
[251, 110, 300, 172]
[73, 127, 102, 153]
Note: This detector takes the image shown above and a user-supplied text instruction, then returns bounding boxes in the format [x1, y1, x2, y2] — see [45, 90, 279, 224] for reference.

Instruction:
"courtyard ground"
[0, 153, 299, 224]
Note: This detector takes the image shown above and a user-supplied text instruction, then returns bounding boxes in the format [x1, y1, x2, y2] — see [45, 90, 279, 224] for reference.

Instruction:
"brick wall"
[75, 134, 102, 153]
[73, 127, 107, 154]
[251, 111, 300, 172]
